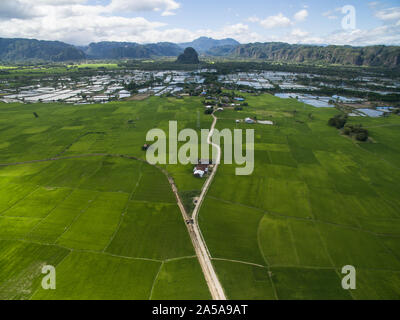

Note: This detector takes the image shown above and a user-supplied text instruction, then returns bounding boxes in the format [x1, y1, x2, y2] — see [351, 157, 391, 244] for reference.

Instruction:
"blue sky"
[0, 0, 399, 45]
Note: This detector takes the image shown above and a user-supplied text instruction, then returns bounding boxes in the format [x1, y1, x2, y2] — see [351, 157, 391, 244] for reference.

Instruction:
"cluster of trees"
[343, 124, 369, 142]
[328, 114, 369, 142]
[328, 114, 348, 129]
[204, 107, 214, 114]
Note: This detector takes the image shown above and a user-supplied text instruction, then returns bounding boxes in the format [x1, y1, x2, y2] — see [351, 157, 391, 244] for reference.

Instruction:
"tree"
[343, 124, 369, 141]
[356, 131, 369, 142]
[204, 108, 214, 115]
[328, 114, 347, 129]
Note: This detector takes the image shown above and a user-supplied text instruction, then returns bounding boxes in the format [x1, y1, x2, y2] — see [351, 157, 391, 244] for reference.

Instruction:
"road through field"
[164, 112, 226, 300]
[0, 114, 227, 300]
[187, 113, 226, 300]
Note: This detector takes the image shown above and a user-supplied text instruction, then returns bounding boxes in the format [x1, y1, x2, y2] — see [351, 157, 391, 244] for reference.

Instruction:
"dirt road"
[0, 116, 227, 300]
[188, 113, 226, 300]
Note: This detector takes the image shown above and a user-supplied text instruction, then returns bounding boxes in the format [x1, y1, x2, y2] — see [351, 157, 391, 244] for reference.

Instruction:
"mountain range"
[0, 38, 85, 62]
[0, 37, 399, 68]
[178, 37, 240, 53]
[209, 42, 400, 68]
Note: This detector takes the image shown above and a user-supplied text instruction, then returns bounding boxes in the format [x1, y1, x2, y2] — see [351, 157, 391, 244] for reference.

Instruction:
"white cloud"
[275, 23, 400, 46]
[196, 23, 261, 43]
[247, 16, 260, 23]
[375, 7, 400, 21]
[108, 0, 180, 16]
[324, 24, 400, 46]
[0, 14, 165, 45]
[259, 13, 292, 29]
[322, 10, 338, 20]
[291, 28, 309, 38]
[294, 9, 308, 22]
[254, 10, 308, 30]
[368, 2, 380, 9]
[0, 0, 184, 45]
[0, 1, 399, 47]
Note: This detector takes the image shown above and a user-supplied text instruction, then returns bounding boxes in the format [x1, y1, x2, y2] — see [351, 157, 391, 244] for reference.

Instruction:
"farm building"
[258, 120, 274, 125]
[193, 163, 210, 178]
[198, 159, 213, 165]
[118, 90, 131, 99]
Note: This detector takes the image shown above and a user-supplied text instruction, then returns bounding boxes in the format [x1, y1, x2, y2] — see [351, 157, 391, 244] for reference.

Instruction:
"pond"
[357, 109, 384, 117]
[275, 93, 333, 108]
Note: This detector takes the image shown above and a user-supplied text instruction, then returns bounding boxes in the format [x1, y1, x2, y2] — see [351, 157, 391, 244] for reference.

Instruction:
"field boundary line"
[28, 250, 72, 300]
[24, 187, 75, 239]
[287, 221, 301, 265]
[164, 255, 197, 262]
[256, 216, 279, 300]
[207, 195, 399, 238]
[211, 258, 266, 269]
[5, 237, 400, 273]
[53, 192, 100, 245]
[0, 184, 42, 216]
[307, 194, 356, 300]
[103, 162, 143, 253]
[376, 236, 400, 265]
[52, 158, 105, 244]
[149, 261, 164, 300]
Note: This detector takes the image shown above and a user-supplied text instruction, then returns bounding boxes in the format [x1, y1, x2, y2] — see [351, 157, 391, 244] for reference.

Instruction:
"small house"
[258, 120, 274, 125]
[198, 159, 213, 165]
[193, 163, 210, 178]
[118, 90, 131, 99]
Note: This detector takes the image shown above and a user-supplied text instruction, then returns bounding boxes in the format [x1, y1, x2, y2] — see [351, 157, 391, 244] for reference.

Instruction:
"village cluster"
[2, 68, 399, 107]
[0, 69, 215, 104]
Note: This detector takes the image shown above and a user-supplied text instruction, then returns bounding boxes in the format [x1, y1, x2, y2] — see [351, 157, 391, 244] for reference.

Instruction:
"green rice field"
[200, 93, 400, 300]
[1, 93, 399, 299]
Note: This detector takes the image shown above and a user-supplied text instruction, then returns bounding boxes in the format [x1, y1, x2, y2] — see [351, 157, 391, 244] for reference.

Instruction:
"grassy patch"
[151, 258, 211, 300]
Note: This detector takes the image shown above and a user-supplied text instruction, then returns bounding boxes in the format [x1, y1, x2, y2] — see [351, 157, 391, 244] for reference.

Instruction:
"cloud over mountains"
[0, 1, 399, 46]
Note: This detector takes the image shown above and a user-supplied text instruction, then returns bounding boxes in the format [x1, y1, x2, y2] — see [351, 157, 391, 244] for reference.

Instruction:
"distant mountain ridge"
[210, 42, 400, 68]
[178, 37, 240, 53]
[0, 37, 399, 68]
[81, 37, 240, 59]
[0, 38, 85, 62]
[81, 41, 183, 59]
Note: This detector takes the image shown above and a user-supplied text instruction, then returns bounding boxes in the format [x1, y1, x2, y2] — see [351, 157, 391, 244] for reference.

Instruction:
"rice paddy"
[1, 93, 399, 299]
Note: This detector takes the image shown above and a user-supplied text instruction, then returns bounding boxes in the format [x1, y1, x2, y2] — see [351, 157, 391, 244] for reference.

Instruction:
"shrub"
[343, 124, 369, 141]
[328, 114, 347, 129]
[356, 131, 369, 142]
